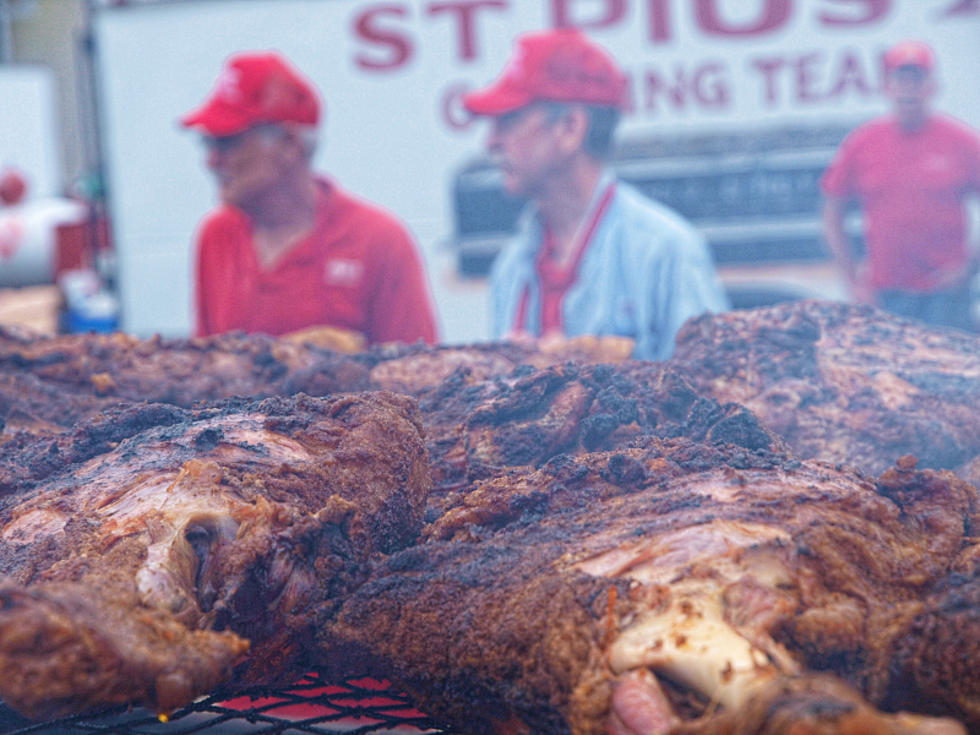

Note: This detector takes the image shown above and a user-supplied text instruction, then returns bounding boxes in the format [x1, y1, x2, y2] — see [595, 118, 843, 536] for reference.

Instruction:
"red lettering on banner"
[427, 1, 507, 61]
[642, 62, 731, 114]
[817, 0, 891, 26]
[751, 49, 881, 108]
[751, 57, 785, 105]
[352, 0, 970, 79]
[551, 0, 627, 30]
[439, 46, 892, 132]
[940, 0, 979, 15]
[695, 0, 791, 37]
[647, 0, 672, 41]
[827, 49, 876, 97]
[353, 5, 414, 71]
[793, 51, 824, 104]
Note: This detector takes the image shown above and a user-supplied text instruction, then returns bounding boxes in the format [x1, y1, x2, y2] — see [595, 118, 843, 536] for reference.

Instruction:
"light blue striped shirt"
[489, 173, 729, 361]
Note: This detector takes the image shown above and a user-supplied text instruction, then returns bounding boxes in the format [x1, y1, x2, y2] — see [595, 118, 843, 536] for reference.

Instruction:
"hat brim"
[462, 83, 534, 117]
[180, 101, 254, 137]
[887, 61, 932, 73]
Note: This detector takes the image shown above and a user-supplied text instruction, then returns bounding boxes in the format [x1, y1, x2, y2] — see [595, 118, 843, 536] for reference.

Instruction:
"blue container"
[66, 309, 118, 333]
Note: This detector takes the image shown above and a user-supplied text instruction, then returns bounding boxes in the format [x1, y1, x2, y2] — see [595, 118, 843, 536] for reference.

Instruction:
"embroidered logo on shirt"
[922, 153, 952, 174]
[324, 258, 364, 287]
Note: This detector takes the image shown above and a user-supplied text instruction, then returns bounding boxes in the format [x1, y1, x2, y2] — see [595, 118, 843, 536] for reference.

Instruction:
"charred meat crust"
[672, 299, 980, 478]
[322, 439, 977, 734]
[0, 391, 430, 718]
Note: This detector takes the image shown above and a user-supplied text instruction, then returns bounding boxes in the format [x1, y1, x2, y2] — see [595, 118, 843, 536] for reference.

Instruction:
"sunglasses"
[492, 102, 572, 135]
[201, 124, 287, 153]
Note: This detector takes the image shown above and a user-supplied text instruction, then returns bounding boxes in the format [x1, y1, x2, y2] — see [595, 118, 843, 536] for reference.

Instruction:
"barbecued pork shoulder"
[671, 299, 980, 479]
[416, 362, 773, 509]
[0, 327, 373, 406]
[0, 370, 129, 442]
[885, 560, 980, 731]
[0, 326, 634, 413]
[320, 440, 975, 735]
[0, 401, 188, 495]
[0, 391, 429, 719]
[367, 336, 634, 395]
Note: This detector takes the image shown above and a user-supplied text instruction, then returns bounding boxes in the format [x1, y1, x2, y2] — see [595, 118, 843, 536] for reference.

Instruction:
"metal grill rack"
[0, 674, 459, 735]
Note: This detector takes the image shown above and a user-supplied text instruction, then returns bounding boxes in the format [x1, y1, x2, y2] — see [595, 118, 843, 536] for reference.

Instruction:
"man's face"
[202, 124, 291, 211]
[486, 103, 569, 199]
[885, 66, 935, 130]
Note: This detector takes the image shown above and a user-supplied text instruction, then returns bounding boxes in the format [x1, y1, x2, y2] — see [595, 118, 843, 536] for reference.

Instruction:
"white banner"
[93, 0, 980, 340]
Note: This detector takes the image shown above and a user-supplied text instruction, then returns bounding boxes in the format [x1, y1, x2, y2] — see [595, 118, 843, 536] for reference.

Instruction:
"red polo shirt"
[194, 178, 437, 344]
[821, 114, 980, 291]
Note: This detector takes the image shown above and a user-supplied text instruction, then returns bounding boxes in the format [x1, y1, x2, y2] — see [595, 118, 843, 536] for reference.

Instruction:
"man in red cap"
[822, 40, 980, 330]
[464, 28, 728, 361]
[182, 51, 438, 345]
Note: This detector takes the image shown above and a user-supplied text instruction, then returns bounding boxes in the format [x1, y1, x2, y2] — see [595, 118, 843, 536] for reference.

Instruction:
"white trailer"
[89, 0, 980, 340]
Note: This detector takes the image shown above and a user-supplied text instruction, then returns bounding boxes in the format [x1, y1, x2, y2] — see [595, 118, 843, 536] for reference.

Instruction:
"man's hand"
[844, 263, 874, 305]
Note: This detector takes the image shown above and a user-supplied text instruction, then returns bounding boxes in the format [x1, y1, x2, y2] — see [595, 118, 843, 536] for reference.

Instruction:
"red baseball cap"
[463, 29, 628, 116]
[884, 40, 935, 73]
[181, 51, 320, 137]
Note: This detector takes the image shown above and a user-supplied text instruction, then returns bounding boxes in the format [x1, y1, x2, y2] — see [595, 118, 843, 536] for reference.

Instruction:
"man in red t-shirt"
[821, 40, 980, 331]
[181, 51, 438, 345]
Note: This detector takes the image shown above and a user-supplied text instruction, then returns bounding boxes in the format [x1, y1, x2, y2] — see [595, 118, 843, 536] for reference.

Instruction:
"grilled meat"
[0, 401, 186, 495]
[0, 328, 372, 406]
[0, 391, 429, 719]
[671, 299, 980, 478]
[416, 362, 773, 506]
[368, 336, 634, 396]
[321, 440, 975, 735]
[886, 563, 980, 731]
[1, 310, 980, 733]
[0, 370, 127, 441]
[0, 326, 633, 412]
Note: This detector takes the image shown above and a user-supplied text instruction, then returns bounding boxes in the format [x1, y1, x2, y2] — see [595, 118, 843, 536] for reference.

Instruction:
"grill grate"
[0, 673, 459, 735]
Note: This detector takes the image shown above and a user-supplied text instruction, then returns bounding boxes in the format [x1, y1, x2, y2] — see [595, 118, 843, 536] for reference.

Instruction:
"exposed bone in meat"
[1, 313, 979, 732]
[320, 439, 975, 735]
[671, 300, 980, 478]
[0, 391, 429, 719]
